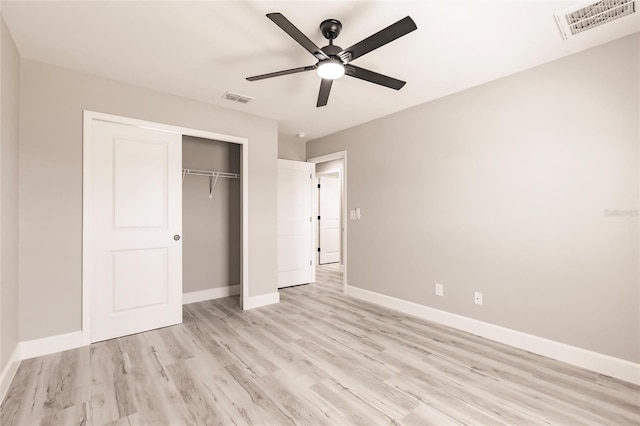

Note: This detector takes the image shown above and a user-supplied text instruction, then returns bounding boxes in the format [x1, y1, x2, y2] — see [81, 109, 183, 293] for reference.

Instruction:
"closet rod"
[181, 168, 240, 180]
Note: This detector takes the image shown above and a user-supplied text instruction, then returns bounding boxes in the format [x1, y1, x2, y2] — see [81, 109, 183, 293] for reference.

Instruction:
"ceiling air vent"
[554, 0, 637, 40]
[222, 91, 254, 104]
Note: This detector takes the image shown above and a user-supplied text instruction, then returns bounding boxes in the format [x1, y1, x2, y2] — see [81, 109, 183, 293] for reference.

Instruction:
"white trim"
[82, 110, 250, 343]
[82, 112, 93, 346]
[315, 170, 340, 177]
[307, 151, 348, 290]
[19, 331, 84, 361]
[241, 142, 249, 310]
[183, 285, 240, 305]
[243, 292, 280, 310]
[345, 284, 640, 385]
[84, 111, 247, 144]
[0, 345, 21, 404]
[306, 152, 345, 164]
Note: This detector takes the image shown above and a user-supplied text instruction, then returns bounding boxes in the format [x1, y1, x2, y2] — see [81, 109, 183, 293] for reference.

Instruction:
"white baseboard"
[345, 284, 640, 385]
[183, 285, 240, 305]
[243, 291, 280, 310]
[19, 331, 84, 361]
[0, 345, 21, 404]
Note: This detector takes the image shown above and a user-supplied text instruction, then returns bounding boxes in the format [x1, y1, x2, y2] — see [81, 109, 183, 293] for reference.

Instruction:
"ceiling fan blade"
[345, 65, 406, 90]
[267, 13, 329, 61]
[317, 79, 333, 107]
[338, 16, 416, 62]
[246, 65, 316, 81]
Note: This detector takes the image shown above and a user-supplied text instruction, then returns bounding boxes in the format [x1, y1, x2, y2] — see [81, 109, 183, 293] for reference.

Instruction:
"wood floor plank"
[0, 359, 35, 425]
[224, 364, 296, 425]
[309, 379, 397, 425]
[164, 361, 223, 425]
[90, 381, 123, 426]
[2, 263, 638, 425]
[38, 400, 90, 426]
[189, 304, 280, 378]
[184, 355, 279, 425]
[399, 402, 464, 426]
[100, 412, 141, 426]
[420, 353, 607, 425]
[255, 373, 330, 425]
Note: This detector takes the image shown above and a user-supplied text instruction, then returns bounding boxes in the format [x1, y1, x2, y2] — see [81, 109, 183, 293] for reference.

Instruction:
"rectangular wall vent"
[222, 91, 254, 104]
[555, 0, 637, 40]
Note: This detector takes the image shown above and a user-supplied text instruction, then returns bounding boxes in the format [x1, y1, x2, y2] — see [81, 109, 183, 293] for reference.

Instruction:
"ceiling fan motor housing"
[320, 44, 343, 59]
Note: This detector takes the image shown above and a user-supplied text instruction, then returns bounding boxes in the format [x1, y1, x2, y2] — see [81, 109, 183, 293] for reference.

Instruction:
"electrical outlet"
[435, 283, 444, 296]
[474, 292, 483, 305]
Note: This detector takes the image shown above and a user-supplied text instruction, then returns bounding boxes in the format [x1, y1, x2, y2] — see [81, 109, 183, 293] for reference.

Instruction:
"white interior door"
[278, 159, 315, 288]
[90, 120, 182, 343]
[319, 174, 341, 264]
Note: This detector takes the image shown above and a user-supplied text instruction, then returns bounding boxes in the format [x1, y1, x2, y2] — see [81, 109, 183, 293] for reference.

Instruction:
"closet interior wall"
[182, 135, 241, 294]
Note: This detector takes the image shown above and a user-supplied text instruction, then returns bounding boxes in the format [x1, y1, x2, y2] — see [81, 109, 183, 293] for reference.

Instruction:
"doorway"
[318, 173, 341, 265]
[82, 111, 249, 344]
[307, 151, 347, 292]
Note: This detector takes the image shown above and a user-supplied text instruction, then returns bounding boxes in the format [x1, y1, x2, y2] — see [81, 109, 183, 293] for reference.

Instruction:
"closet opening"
[182, 136, 242, 306]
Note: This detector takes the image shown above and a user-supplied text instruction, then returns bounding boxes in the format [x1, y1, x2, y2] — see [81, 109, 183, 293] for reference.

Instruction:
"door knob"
[173, 235, 181, 241]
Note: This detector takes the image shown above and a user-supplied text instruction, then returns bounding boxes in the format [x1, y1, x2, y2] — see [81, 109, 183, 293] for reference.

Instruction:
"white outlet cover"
[474, 292, 483, 305]
[435, 283, 444, 296]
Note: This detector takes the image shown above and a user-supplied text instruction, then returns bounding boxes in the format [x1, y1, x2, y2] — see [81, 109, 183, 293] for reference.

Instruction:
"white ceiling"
[3, 1, 639, 142]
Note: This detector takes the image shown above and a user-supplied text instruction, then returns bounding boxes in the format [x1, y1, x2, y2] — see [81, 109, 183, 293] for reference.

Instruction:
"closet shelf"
[182, 169, 240, 179]
[182, 168, 240, 198]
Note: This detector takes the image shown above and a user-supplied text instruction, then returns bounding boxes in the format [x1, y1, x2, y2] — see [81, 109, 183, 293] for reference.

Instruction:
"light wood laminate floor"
[2, 264, 639, 425]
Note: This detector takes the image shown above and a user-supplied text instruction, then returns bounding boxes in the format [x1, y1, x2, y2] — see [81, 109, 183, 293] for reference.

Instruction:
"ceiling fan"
[246, 13, 417, 107]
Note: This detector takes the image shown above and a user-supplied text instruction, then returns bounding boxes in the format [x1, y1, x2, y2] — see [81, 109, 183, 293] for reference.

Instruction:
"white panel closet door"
[278, 159, 315, 288]
[319, 175, 341, 264]
[91, 120, 182, 343]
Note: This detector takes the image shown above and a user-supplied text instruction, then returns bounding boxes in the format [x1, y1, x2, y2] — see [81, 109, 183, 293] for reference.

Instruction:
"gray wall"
[307, 34, 639, 363]
[19, 59, 277, 342]
[278, 134, 306, 161]
[183, 136, 240, 293]
[0, 15, 20, 373]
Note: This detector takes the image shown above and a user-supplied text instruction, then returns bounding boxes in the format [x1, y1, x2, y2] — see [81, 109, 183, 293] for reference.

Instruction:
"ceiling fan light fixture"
[317, 59, 345, 80]
[247, 13, 417, 106]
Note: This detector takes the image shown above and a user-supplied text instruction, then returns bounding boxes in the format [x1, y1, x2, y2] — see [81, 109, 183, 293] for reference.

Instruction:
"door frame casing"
[306, 151, 347, 291]
[82, 111, 249, 345]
